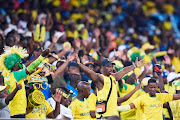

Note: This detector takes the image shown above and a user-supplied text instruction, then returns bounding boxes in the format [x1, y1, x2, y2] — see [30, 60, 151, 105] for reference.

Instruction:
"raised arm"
[52, 54, 75, 79]
[117, 84, 140, 104]
[75, 54, 101, 82]
[112, 58, 145, 80]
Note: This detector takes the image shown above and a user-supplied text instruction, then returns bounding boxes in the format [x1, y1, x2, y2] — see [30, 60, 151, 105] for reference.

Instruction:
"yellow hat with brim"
[0, 85, 10, 92]
[141, 43, 155, 51]
[63, 42, 71, 50]
[141, 77, 151, 86]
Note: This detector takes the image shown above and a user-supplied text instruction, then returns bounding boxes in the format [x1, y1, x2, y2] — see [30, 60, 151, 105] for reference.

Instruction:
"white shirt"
[48, 97, 73, 119]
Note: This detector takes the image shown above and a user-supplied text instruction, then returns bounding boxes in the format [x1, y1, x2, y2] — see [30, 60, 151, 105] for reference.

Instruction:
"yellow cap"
[141, 77, 151, 86]
[141, 43, 155, 51]
[63, 42, 71, 50]
[0, 85, 10, 92]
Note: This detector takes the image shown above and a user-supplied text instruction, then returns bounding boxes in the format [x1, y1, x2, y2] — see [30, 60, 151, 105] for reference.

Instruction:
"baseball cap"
[101, 58, 115, 66]
[68, 61, 79, 68]
[84, 60, 94, 66]
[0, 85, 10, 92]
[167, 72, 180, 83]
[141, 77, 151, 86]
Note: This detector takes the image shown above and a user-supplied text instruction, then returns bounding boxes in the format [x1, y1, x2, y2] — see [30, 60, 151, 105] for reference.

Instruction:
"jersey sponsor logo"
[80, 112, 90, 116]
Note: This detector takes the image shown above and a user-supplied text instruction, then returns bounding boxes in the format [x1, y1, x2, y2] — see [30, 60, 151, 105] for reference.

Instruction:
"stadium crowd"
[1, 0, 180, 120]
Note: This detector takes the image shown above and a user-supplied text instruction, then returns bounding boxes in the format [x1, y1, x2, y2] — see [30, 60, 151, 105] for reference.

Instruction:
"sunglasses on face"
[29, 82, 48, 90]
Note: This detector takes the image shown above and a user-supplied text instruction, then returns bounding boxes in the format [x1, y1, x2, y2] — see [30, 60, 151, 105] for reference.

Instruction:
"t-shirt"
[0, 98, 10, 118]
[4, 69, 27, 116]
[48, 97, 73, 119]
[133, 93, 173, 120]
[87, 93, 96, 119]
[69, 97, 90, 119]
[26, 100, 53, 119]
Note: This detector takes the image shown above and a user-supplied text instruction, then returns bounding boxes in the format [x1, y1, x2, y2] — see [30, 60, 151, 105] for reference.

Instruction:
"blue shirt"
[66, 84, 78, 97]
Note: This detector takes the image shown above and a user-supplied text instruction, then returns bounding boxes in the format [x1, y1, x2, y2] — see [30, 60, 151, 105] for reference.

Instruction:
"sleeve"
[46, 102, 54, 116]
[69, 102, 76, 118]
[0, 98, 7, 109]
[161, 93, 173, 103]
[132, 96, 142, 109]
[13, 69, 27, 82]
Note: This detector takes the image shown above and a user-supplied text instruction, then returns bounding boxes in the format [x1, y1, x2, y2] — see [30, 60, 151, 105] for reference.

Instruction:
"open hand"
[135, 58, 145, 68]
[52, 89, 62, 103]
[75, 54, 80, 64]
[67, 53, 75, 61]
[163, 55, 171, 65]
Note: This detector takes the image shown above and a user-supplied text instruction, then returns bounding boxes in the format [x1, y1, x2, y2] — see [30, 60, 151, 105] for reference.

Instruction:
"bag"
[96, 77, 113, 114]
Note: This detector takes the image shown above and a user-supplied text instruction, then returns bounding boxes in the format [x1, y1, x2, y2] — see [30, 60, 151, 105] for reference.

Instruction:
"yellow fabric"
[69, 97, 90, 119]
[171, 57, 180, 73]
[133, 93, 173, 120]
[66, 30, 79, 39]
[81, 28, 88, 40]
[118, 83, 137, 119]
[135, 89, 147, 120]
[96, 74, 118, 118]
[87, 93, 96, 119]
[26, 100, 53, 119]
[169, 100, 180, 120]
[163, 83, 176, 118]
[4, 73, 27, 116]
[71, 13, 85, 22]
[163, 4, 174, 14]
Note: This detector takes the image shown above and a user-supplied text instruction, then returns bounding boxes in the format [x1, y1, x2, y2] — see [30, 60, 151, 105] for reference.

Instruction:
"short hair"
[148, 78, 157, 85]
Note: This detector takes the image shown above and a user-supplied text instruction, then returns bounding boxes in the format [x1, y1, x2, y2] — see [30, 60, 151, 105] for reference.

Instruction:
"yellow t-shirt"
[118, 83, 137, 119]
[87, 93, 96, 119]
[133, 93, 173, 120]
[96, 74, 118, 118]
[169, 100, 180, 120]
[135, 89, 147, 120]
[69, 97, 90, 119]
[26, 100, 53, 119]
[4, 71, 27, 116]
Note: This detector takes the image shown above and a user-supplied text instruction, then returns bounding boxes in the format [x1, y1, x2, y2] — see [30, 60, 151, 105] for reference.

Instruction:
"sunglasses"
[56, 89, 70, 99]
[29, 82, 48, 90]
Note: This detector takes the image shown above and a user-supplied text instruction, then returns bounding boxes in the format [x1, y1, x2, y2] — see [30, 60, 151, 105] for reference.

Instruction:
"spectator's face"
[84, 85, 91, 98]
[87, 64, 94, 71]
[103, 64, 114, 76]
[68, 66, 80, 74]
[148, 83, 157, 96]
[162, 77, 167, 84]
[64, 94, 72, 107]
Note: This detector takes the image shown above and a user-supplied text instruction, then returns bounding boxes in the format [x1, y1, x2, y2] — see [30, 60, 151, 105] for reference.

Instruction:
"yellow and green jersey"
[69, 97, 90, 119]
[4, 69, 27, 116]
[26, 100, 53, 119]
[133, 93, 173, 120]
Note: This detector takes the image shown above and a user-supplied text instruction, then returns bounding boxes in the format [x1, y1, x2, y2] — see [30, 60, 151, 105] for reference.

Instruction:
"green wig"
[4, 54, 22, 70]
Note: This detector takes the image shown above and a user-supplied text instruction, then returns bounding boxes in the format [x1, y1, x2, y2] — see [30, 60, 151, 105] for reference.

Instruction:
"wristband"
[132, 62, 136, 68]
[117, 105, 131, 111]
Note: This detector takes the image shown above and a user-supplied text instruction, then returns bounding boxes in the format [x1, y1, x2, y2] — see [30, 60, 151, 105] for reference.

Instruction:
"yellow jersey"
[69, 97, 90, 119]
[133, 93, 173, 120]
[96, 74, 118, 118]
[26, 100, 53, 119]
[87, 93, 97, 119]
[169, 100, 180, 120]
[4, 70, 27, 116]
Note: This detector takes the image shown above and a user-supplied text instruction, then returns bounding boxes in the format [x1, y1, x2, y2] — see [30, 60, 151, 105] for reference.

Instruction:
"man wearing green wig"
[0, 46, 50, 118]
